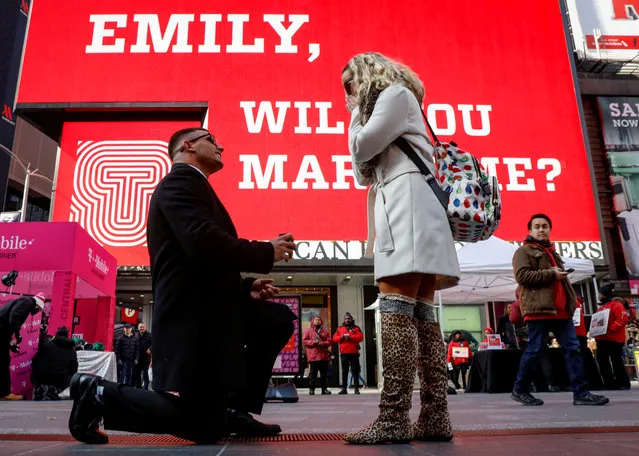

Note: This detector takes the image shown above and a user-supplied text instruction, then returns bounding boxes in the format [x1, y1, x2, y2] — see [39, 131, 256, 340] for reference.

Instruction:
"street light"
[0, 144, 54, 222]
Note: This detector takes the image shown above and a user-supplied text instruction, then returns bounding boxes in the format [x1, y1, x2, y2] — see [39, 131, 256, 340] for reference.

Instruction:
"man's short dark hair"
[167, 127, 207, 160]
[527, 213, 552, 230]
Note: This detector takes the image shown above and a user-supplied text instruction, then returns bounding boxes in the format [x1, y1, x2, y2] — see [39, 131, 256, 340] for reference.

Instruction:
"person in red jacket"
[481, 328, 494, 344]
[574, 297, 587, 340]
[595, 296, 630, 390]
[446, 331, 472, 389]
[332, 313, 364, 394]
[302, 316, 332, 395]
[574, 296, 604, 391]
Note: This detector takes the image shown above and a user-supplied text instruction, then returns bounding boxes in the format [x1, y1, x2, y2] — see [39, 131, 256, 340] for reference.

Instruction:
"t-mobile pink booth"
[0, 222, 117, 398]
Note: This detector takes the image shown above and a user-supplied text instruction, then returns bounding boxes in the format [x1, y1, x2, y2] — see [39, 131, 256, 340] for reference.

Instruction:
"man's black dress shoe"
[68, 373, 109, 444]
[227, 410, 282, 436]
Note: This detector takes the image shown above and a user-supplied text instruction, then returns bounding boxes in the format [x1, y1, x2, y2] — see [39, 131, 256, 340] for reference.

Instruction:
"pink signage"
[270, 295, 301, 375]
[0, 222, 117, 292]
[0, 222, 118, 398]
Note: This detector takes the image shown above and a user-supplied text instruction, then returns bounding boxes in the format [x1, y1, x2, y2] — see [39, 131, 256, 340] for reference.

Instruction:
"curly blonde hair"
[342, 52, 424, 125]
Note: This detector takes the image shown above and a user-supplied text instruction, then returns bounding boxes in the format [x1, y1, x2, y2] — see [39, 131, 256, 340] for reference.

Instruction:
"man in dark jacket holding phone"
[511, 214, 608, 407]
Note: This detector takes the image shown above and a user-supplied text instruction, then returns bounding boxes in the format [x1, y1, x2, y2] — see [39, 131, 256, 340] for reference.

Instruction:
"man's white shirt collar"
[187, 164, 208, 180]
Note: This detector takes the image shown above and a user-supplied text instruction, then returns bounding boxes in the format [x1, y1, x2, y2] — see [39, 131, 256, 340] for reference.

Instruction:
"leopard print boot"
[344, 295, 417, 445]
[412, 300, 454, 442]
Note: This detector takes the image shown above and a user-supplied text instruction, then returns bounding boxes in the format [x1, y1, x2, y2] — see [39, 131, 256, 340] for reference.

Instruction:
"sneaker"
[68, 373, 109, 444]
[338, 389, 347, 395]
[321, 389, 331, 395]
[354, 388, 361, 395]
[511, 391, 544, 406]
[574, 393, 609, 406]
[0, 393, 23, 401]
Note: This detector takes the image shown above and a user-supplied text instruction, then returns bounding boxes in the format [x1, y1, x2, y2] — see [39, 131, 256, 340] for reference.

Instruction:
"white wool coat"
[348, 84, 460, 289]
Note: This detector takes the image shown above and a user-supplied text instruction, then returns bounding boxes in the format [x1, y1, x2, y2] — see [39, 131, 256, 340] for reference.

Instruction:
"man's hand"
[9, 341, 19, 353]
[271, 234, 296, 262]
[146, 349, 151, 356]
[250, 278, 280, 301]
[552, 267, 568, 281]
[15, 334, 22, 344]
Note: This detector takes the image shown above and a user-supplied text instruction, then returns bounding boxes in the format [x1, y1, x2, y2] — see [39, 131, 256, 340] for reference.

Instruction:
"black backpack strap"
[419, 107, 439, 144]
[393, 137, 449, 209]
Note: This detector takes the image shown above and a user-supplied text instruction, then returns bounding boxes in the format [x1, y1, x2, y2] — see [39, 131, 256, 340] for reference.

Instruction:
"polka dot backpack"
[393, 108, 501, 243]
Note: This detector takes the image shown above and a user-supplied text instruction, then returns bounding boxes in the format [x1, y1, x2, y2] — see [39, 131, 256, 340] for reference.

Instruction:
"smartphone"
[565, 268, 575, 274]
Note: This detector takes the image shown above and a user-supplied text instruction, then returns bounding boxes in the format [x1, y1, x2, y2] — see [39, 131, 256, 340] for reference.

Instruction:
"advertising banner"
[56, 120, 200, 266]
[0, 222, 117, 292]
[270, 294, 301, 375]
[19, 0, 602, 264]
[598, 97, 639, 278]
[566, 0, 639, 61]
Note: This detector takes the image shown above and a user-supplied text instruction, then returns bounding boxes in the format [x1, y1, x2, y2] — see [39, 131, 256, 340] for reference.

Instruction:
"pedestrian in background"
[302, 316, 332, 395]
[595, 294, 630, 390]
[333, 313, 364, 395]
[115, 323, 138, 386]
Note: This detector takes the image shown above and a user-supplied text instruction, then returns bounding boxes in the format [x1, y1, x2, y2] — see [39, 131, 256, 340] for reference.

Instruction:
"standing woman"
[341, 53, 460, 444]
[302, 316, 332, 395]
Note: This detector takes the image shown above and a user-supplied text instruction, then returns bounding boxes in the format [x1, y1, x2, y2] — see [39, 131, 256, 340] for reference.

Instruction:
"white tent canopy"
[437, 236, 595, 304]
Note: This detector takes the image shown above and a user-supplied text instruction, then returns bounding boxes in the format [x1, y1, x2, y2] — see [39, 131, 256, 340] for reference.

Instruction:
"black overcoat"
[146, 163, 275, 395]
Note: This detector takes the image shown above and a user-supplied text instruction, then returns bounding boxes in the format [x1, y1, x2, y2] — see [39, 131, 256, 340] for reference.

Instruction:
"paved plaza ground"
[1, 388, 638, 455]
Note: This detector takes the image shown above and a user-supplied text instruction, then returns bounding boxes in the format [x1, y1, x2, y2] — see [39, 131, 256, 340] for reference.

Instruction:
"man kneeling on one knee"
[511, 214, 608, 407]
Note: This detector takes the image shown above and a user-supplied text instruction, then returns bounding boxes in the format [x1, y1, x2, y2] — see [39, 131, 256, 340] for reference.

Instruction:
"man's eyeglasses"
[174, 132, 218, 156]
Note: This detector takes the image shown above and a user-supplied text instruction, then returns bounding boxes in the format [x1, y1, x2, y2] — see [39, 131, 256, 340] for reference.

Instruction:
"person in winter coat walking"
[31, 326, 78, 400]
[0, 293, 45, 400]
[341, 52, 460, 445]
[116, 323, 139, 386]
[303, 316, 332, 395]
[595, 295, 630, 390]
[511, 214, 608, 407]
[446, 331, 472, 390]
[333, 313, 364, 395]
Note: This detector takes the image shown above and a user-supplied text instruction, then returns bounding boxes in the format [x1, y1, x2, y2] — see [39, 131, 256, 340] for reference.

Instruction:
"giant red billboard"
[18, 0, 603, 265]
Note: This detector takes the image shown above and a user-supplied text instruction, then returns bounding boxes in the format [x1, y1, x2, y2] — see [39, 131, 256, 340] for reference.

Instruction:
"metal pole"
[438, 291, 444, 337]
[592, 276, 599, 305]
[19, 168, 29, 222]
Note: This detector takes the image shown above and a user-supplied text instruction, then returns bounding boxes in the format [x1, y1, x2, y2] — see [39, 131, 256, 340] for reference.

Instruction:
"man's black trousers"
[98, 302, 294, 443]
